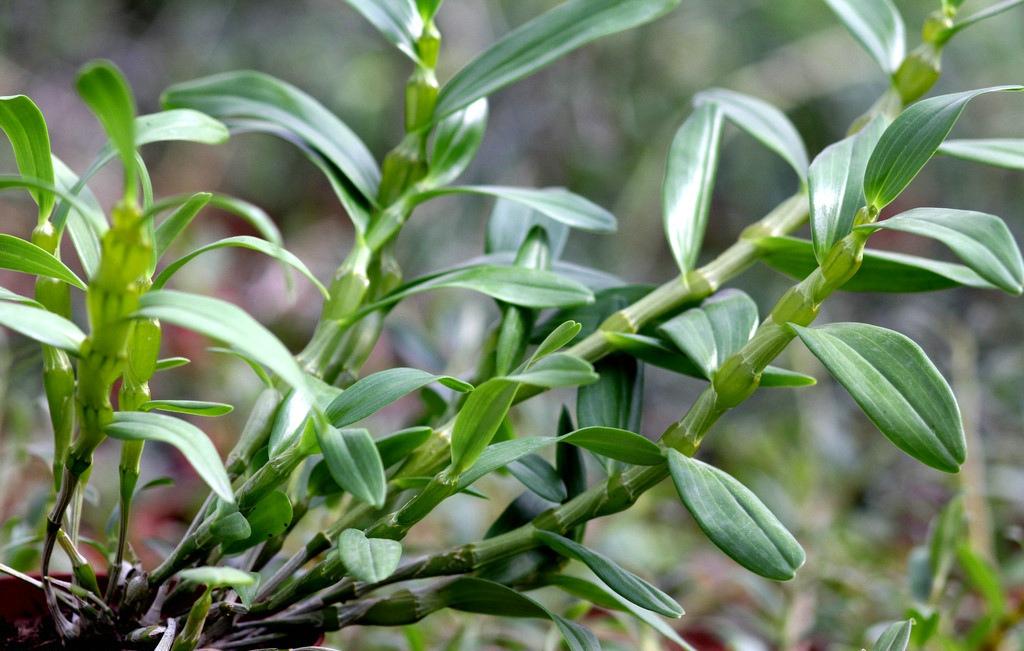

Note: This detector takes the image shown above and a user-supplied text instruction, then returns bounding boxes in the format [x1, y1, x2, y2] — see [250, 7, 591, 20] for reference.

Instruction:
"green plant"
[0, 0, 1023, 648]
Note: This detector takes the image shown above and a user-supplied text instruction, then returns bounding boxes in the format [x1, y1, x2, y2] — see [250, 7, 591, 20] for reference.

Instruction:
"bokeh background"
[1, 1, 1023, 648]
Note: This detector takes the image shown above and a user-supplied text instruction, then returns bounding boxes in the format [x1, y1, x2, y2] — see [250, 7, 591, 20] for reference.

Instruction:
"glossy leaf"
[416, 185, 615, 233]
[162, 71, 380, 202]
[316, 426, 387, 507]
[871, 620, 913, 651]
[858, 208, 1024, 294]
[939, 138, 1024, 170]
[808, 117, 885, 262]
[150, 192, 281, 248]
[52, 158, 105, 279]
[76, 60, 136, 185]
[457, 436, 558, 488]
[377, 426, 433, 468]
[756, 236, 997, 292]
[792, 323, 965, 473]
[694, 88, 809, 180]
[0, 301, 85, 353]
[0, 234, 85, 289]
[155, 357, 190, 371]
[326, 368, 471, 428]
[93, 110, 229, 174]
[562, 426, 663, 465]
[667, 450, 805, 580]
[662, 103, 723, 272]
[153, 235, 329, 298]
[486, 198, 569, 258]
[434, 0, 680, 120]
[506, 353, 598, 388]
[105, 411, 233, 502]
[345, 0, 423, 62]
[823, 0, 905, 74]
[508, 454, 567, 502]
[223, 490, 293, 554]
[141, 400, 234, 417]
[450, 378, 519, 473]
[863, 86, 1023, 210]
[658, 290, 758, 377]
[0, 95, 55, 221]
[530, 320, 582, 363]
[177, 566, 257, 591]
[428, 99, 487, 186]
[338, 528, 403, 583]
[535, 529, 683, 617]
[137, 290, 309, 397]
[151, 192, 212, 256]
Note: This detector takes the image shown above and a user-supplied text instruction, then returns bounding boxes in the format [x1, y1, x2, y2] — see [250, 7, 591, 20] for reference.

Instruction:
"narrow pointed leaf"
[345, 0, 423, 62]
[416, 186, 615, 233]
[137, 290, 309, 397]
[694, 88, 809, 180]
[530, 320, 582, 363]
[823, 0, 905, 74]
[428, 99, 487, 186]
[316, 426, 387, 507]
[939, 138, 1024, 170]
[141, 400, 234, 417]
[223, 490, 293, 554]
[0, 95, 55, 221]
[756, 236, 998, 292]
[944, 0, 1024, 38]
[325, 368, 472, 428]
[106, 412, 233, 503]
[457, 436, 558, 488]
[434, 0, 681, 120]
[0, 301, 85, 352]
[858, 208, 1024, 294]
[0, 234, 85, 289]
[662, 103, 723, 271]
[152, 192, 212, 256]
[177, 567, 257, 590]
[561, 426, 663, 465]
[338, 528, 403, 583]
[871, 620, 913, 651]
[792, 323, 965, 472]
[150, 192, 281, 247]
[52, 158, 105, 279]
[506, 353, 598, 388]
[153, 235, 329, 298]
[486, 198, 569, 258]
[668, 450, 805, 580]
[162, 71, 380, 202]
[535, 529, 683, 617]
[658, 290, 758, 377]
[75, 60, 136, 188]
[450, 378, 519, 473]
[377, 427, 434, 468]
[864, 86, 1024, 210]
[808, 117, 886, 262]
[155, 357, 190, 371]
[508, 454, 567, 502]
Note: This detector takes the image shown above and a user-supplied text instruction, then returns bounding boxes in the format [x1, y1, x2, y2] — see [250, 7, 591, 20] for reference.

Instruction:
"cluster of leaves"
[0, 0, 1022, 649]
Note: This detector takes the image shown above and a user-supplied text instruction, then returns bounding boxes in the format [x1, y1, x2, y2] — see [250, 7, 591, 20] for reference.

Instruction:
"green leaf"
[577, 355, 642, 432]
[756, 236, 998, 292]
[561, 426, 663, 466]
[456, 436, 558, 488]
[415, 186, 615, 233]
[662, 103, 723, 272]
[667, 450, 805, 580]
[0, 234, 85, 289]
[137, 290, 309, 397]
[857, 208, 1024, 294]
[151, 192, 281, 248]
[155, 357, 190, 371]
[52, 158, 105, 279]
[823, 0, 905, 74]
[760, 366, 817, 387]
[694, 88, 808, 180]
[0, 301, 85, 353]
[808, 117, 886, 262]
[506, 353, 598, 389]
[433, 0, 680, 120]
[863, 86, 1024, 210]
[140, 400, 233, 417]
[792, 323, 965, 472]
[0, 175, 104, 229]
[508, 454, 567, 502]
[658, 290, 758, 378]
[105, 411, 233, 503]
[0, 95, 55, 221]
[177, 566, 257, 590]
[152, 192, 213, 256]
[326, 368, 471, 428]
[957, 544, 1005, 617]
[360, 265, 594, 317]
[377, 426, 434, 468]
[153, 235, 329, 298]
[486, 198, 569, 258]
[529, 320, 582, 363]
[943, 0, 1024, 39]
[223, 490, 293, 555]
[450, 378, 519, 474]
[535, 529, 683, 617]
[427, 99, 488, 186]
[0, 286, 40, 306]
[938, 138, 1024, 170]
[338, 528, 403, 583]
[75, 60, 137, 191]
[208, 511, 251, 542]
[162, 71, 380, 203]
[93, 110, 229, 174]
[871, 620, 913, 651]
[345, 0, 423, 62]
[316, 426, 387, 507]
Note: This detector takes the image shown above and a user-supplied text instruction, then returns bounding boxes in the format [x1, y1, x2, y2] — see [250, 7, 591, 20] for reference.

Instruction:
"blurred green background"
[1, 1, 1023, 648]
